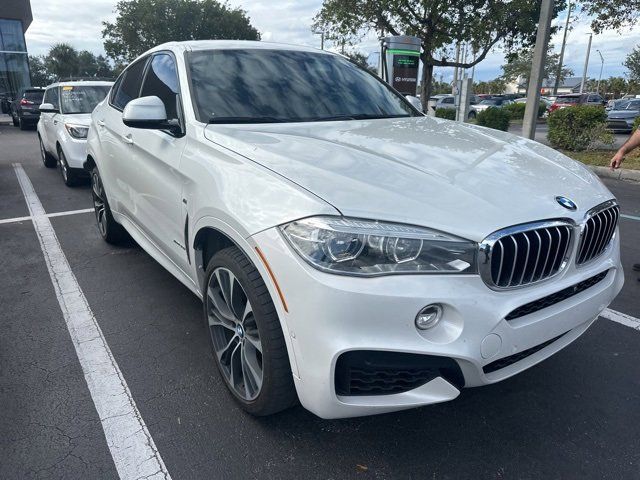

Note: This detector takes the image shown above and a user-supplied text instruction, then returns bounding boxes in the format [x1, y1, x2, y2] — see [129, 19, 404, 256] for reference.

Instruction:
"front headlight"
[279, 216, 478, 276]
[64, 123, 89, 139]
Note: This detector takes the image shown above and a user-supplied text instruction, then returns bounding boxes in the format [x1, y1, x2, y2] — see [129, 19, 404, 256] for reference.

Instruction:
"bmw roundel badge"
[555, 196, 577, 211]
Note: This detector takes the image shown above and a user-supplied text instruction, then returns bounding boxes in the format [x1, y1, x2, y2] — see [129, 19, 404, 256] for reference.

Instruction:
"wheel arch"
[193, 226, 235, 292]
[84, 154, 96, 172]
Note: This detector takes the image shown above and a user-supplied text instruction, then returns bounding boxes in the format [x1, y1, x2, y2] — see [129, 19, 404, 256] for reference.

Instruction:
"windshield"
[187, 49, 416, 123]
[625, 100, 640, 111]
[24, 91, 44, 102]
[60, 85, 111, 114]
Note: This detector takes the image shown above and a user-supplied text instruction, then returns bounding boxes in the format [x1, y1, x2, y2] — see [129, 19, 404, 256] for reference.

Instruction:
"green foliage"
[624, 46, 640, 82]
[28, 55, 53, 86]
[344, 50, 376, 73]
[31, 44, 116, 84]
[633, 117, 640, 132]
[435, 108, 456, 120]
[502, 45, 573, 93]
[580, 0, 640, 34]
[314, 0, 565, 103]
[547, 105, 614, 151]
[474, 78, 506, 94]
[502, 102, 547, 120]
[102, 0, 260, 64]
[476, 107, 510, 131]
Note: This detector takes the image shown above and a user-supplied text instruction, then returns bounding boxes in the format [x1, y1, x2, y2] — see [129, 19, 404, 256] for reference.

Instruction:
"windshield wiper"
[310, 113, 411, 122]
[208, 116, 287, 124]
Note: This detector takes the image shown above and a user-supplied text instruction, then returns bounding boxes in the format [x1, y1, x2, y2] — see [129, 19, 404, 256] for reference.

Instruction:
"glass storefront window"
[0, 19, 29, 100]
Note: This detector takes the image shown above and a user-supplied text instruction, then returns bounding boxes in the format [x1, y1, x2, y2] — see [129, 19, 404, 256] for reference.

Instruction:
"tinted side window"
[442, 97, 454, 104]
[113, 58, 148, 110]
[141, 54, 179, 120]
[46, 87, 60, 109]
[109, 74, 124, 105]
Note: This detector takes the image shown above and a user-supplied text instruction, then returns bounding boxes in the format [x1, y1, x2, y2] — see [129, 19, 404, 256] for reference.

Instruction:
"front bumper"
[58, 134, 89, 169]
[252, 228, 623, 419]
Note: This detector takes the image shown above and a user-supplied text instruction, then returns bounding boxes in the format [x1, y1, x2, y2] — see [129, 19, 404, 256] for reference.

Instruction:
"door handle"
[122, 134, 134, 145]
[97, 120, 105, 127]
[53, 120, 58, 125]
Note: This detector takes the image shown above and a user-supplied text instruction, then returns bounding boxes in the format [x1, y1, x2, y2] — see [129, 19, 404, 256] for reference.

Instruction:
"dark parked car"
[607, 99, 640, 133]
[10, 87, 45, 130]
[549, 93, 605, 113]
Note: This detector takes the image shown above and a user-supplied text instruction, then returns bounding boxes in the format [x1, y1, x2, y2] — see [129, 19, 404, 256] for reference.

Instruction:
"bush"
[633, 117, 640, 132]
[547, 105, 614, 151]
[476, 107, 510, 131]
[503, 102, 548, 120]
[435, 108, 456, 120]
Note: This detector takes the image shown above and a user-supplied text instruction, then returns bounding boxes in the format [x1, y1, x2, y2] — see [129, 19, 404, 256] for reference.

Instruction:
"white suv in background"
[38, 80, 113, 186]
[86, 41, 623, 419]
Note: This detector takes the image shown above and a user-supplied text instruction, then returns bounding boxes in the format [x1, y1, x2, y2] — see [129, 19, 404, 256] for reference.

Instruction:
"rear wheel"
[91, 166, 128, 244]
[12, 113, 18, 126]
[18, 116, 28, 130]
[204, 246, 297, 416]
[39, 135, 57, 168]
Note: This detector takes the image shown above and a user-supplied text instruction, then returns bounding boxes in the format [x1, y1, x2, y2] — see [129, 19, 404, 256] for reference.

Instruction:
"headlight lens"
[64, 123, 89, 139]
[279, 216, 478, 276]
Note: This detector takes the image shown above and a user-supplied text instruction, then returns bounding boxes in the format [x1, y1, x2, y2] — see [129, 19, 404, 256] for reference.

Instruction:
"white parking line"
[12, 163, 172, 480]
[601, 308, 640, 331]
[620, 213, 640, 222]
[0, 208, 93, 225]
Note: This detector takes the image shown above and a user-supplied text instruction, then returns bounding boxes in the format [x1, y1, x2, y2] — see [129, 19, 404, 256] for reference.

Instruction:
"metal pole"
[523, 0, 554, 140]
[596, 49, 604, 95]
[321, 32, 324, 50]
[553, 1, 572, 95]
[452, 43, 460, 93]
[579, 33, 593, 94]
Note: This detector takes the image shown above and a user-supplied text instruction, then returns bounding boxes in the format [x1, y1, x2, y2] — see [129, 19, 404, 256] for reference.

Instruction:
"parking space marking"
[621, 214, 640, 222]
[12, 163, 172, 480]
[0, 208, 93, 225]
[602, 308, 640, 331]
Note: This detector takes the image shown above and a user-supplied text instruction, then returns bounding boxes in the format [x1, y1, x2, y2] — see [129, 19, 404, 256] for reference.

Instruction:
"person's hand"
[610, 151, 625, 170]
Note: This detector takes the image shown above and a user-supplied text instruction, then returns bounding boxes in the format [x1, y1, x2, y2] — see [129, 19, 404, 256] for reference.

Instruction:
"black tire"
[91, 166, 128, 244]
[39, 135, 57, 168]
[58, 147, 80, 187]
[203, 246, 297, 416]
[12, 113, 18, 127]
[18, 116, 28, 130]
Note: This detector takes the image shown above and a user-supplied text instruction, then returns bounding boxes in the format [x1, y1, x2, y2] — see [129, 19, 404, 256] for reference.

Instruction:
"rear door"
[98, 57, 149, 214]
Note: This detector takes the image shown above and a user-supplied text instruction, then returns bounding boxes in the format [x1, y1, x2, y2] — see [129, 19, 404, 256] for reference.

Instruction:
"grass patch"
[562, 149, 640, 171]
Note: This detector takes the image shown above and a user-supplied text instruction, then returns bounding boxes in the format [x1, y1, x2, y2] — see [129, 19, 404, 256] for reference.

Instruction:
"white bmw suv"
[86, 41, 623, 419]
[38, 80, 113, 186]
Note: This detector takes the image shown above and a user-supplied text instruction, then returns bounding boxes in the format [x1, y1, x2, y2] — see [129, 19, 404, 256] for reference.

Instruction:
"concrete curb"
[590, 165, 640, 183]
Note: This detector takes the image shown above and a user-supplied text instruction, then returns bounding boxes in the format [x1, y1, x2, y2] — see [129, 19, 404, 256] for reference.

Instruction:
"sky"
[25, 0, 640, 82]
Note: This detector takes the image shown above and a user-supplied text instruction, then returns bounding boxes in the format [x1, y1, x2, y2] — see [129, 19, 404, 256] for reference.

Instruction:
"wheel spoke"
[207, 286, 235, 321]
[241, 300, 253, 324]
[208, 308, 235, 331]
[229, 342, 242, 388]
[241, 344, 262, 397]
[244, 329, 262, 354]
[215, 334, 238, 362]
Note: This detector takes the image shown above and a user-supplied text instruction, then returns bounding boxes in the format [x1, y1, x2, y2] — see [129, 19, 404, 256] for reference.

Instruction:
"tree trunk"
[420, 59, 434, 111]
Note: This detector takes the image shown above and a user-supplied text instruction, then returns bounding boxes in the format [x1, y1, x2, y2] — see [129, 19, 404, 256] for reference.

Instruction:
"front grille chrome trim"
[479, 219, 575, 291]
[576, 200, 619, 266]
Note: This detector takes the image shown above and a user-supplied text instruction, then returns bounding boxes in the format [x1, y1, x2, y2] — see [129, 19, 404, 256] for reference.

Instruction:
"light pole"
[554, 1, 573, 96]
[596, 49, 604, 95]
[579, 33, 593, 94]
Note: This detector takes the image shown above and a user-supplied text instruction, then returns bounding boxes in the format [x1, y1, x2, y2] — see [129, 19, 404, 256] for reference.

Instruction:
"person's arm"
[611, 128, 640, 169]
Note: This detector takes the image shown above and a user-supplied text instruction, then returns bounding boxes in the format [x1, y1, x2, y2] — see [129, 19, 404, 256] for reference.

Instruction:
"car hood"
[608, 110, 639, 119]
[203, 116, 612, 241]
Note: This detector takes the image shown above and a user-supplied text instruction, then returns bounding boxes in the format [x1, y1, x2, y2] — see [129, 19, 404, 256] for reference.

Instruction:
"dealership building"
[1, 0, 32, 99]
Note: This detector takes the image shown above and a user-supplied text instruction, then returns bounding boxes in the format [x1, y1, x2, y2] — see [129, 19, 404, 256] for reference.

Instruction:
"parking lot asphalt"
[1, 124, 639, 480]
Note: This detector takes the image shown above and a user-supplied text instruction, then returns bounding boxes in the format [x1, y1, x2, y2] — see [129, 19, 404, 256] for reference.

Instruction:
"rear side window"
[24, 90, 44, 102]
[112, 57, 148, 110]
[141, 54, 179, 120]
[442, 97, 454, 104]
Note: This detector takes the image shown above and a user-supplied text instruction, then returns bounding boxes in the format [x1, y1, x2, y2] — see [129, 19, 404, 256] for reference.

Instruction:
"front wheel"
[91, 167, 128, 244]
[39, 135, 57, 168]
[204, 246, 297, 416]
[58, 148, 80, 187]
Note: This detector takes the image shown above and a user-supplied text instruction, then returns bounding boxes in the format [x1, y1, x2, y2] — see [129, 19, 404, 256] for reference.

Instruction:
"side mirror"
[405, 95, 423, 112]
[122, 96, 180, 134]
[39, 103, 58, 113]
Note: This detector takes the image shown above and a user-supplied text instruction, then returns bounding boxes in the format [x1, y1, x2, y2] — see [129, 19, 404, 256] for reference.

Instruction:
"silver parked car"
[607, 99, 640, 133]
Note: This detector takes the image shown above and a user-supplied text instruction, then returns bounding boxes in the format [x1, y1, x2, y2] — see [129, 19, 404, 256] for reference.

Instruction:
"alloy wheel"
[39, 138, 46, 162]
[206, 267, 263, 401]
[91, 171, 107, 236]
[59, 151, 69, 182]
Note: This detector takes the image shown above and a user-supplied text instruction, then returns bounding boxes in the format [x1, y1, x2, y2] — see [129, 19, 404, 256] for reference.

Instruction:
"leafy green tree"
[580, 1, 640, 33]
[501, 45, 573, 94]
[29, 55, 54, 86]
[102, 0, 260, 64]
[344, 50, 374, 72]
[45, 43, 80, 79]
[474, 78, 506, 95]
[314, 0, 568, 104]
[605, 77, 629, 98]
[624, 46, 640, 82]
